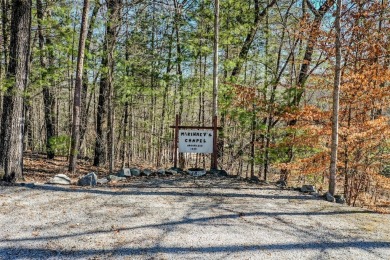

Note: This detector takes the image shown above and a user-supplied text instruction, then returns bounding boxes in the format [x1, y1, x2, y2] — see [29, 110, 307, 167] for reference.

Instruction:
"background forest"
[0, 0, 389, 209]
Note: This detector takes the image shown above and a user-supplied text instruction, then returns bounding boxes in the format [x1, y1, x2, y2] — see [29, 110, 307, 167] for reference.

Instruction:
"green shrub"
[48, 135, 70, 156]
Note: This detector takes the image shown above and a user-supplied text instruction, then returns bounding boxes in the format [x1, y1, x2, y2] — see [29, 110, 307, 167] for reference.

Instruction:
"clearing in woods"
[0, 154, 389, 259]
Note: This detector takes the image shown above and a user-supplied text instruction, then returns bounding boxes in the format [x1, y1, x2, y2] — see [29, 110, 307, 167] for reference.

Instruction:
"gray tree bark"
[37, 0, 57, 159]
[94, 0, 122, 167]
[80, 0, 101, 147]
[329, 0, 342, 196]
[0, 0, 31, 182]
[69, 0, 90, 173]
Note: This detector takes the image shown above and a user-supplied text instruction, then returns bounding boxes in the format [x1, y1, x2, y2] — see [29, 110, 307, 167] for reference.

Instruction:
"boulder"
[218, 170, 229, 177]
[108, 175, 127, 182]
[325, 192, 335, 203]
[209, 168, 220, 175]
[130, 168, 141, 177]
[188, 168, 206, 177]
[276, 180, 287, 187]
[168, 167, 183, 173]
[165, 169, 175, 175]
[157, 169, 166, 175]
[97, 178, 109, 185]
[47, 174, 71, 185]
[77, 172, 97, 186]
[142, 169, 153, 176]
[335, 195, 346, 204]
[117, 168, 131, 177]
[301, 185, 317, 193]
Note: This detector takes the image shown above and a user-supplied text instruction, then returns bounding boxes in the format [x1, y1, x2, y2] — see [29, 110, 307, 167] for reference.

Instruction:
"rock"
[301, 185, 317, 193]
[142, 169, 153, 176]
[276, 180, 287, 187]
[165, 169, 175, 175]
[209, 168, 219, 175]
[169, 167, 183, 173]
[335, 195, 346, 204]
[130, 168, 141, 177]
[218, 170, 228, 177]
[97, 178, 109, 185]
[325, 192, 335, 202]
[78, 172, 97, 186]
[311, 192, 321, 197]
[108, 175, 127, 182]
[117, 168, 131, 177]
[0, 167, 4, 180]
[47, 174, 71, 185]
[157, 169, 166, 175]
[188, 168, 206, 177]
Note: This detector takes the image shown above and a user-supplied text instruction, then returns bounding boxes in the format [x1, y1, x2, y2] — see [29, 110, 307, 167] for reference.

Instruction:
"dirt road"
[1, 176, 389, 259]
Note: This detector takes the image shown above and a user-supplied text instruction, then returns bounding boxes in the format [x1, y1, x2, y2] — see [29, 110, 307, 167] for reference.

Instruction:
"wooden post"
[212, 116, 218, 170]
[174, 114, 179, 168]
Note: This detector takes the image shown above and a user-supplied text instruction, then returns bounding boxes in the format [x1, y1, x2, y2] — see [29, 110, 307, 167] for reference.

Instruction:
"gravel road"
[1, 176, 389, 259]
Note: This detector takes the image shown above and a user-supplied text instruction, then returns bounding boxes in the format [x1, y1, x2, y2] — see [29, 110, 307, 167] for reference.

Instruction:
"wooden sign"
[171, 115, 222, 169]
[178, 129, 213, 153]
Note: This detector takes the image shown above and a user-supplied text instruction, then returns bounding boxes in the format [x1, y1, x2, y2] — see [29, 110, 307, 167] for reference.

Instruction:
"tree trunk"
[93, 0, 121, 167]
[69, 0, 90, 173]
[0, 0, 31, 182]
[173, 0, 185, 168]
[173, 0, 184, 118]
[211, 0, 219, 170]
[280, 0, 335, 183]
[329, 0, 342, 196]
[37, 0, 57, 159]
[231, 0, 277, 79]
[121, 101, 129, 168]
[157, 26, 174, 167]
[292, 0, 335, 105]
[0, 0, 9, 126]
[1, 0, 9, 73]
[80, 0, 101, 147]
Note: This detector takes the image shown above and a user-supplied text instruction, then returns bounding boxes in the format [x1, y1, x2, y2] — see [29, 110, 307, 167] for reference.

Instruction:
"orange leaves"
[341, 117, 389, 141]
[230, 83, 258, 108]
[282, 105, 329, 124]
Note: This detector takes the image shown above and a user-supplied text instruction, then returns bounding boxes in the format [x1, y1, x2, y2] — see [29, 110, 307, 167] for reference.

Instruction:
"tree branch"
[231, 0, 277, 78]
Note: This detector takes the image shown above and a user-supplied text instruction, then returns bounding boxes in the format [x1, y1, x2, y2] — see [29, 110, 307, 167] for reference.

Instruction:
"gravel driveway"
[1, 176, 389, 259]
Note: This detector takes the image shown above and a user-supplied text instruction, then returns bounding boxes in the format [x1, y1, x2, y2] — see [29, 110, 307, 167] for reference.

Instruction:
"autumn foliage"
[278, 1, 390, 210]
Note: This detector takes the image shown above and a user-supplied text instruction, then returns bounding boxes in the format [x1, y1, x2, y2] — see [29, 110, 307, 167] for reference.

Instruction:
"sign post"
[174, 115, 180, 169]
[212, 116, 218, 170]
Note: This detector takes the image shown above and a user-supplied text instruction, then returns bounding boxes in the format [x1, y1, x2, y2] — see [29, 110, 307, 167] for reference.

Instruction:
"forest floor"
[0, 154, 390, 259]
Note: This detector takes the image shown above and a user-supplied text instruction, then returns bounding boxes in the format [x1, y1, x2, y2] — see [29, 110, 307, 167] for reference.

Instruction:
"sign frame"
[170, 115, 222, 170]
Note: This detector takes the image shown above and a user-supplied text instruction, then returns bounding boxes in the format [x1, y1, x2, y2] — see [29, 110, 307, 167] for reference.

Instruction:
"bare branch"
[305, 0, 320, 16]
